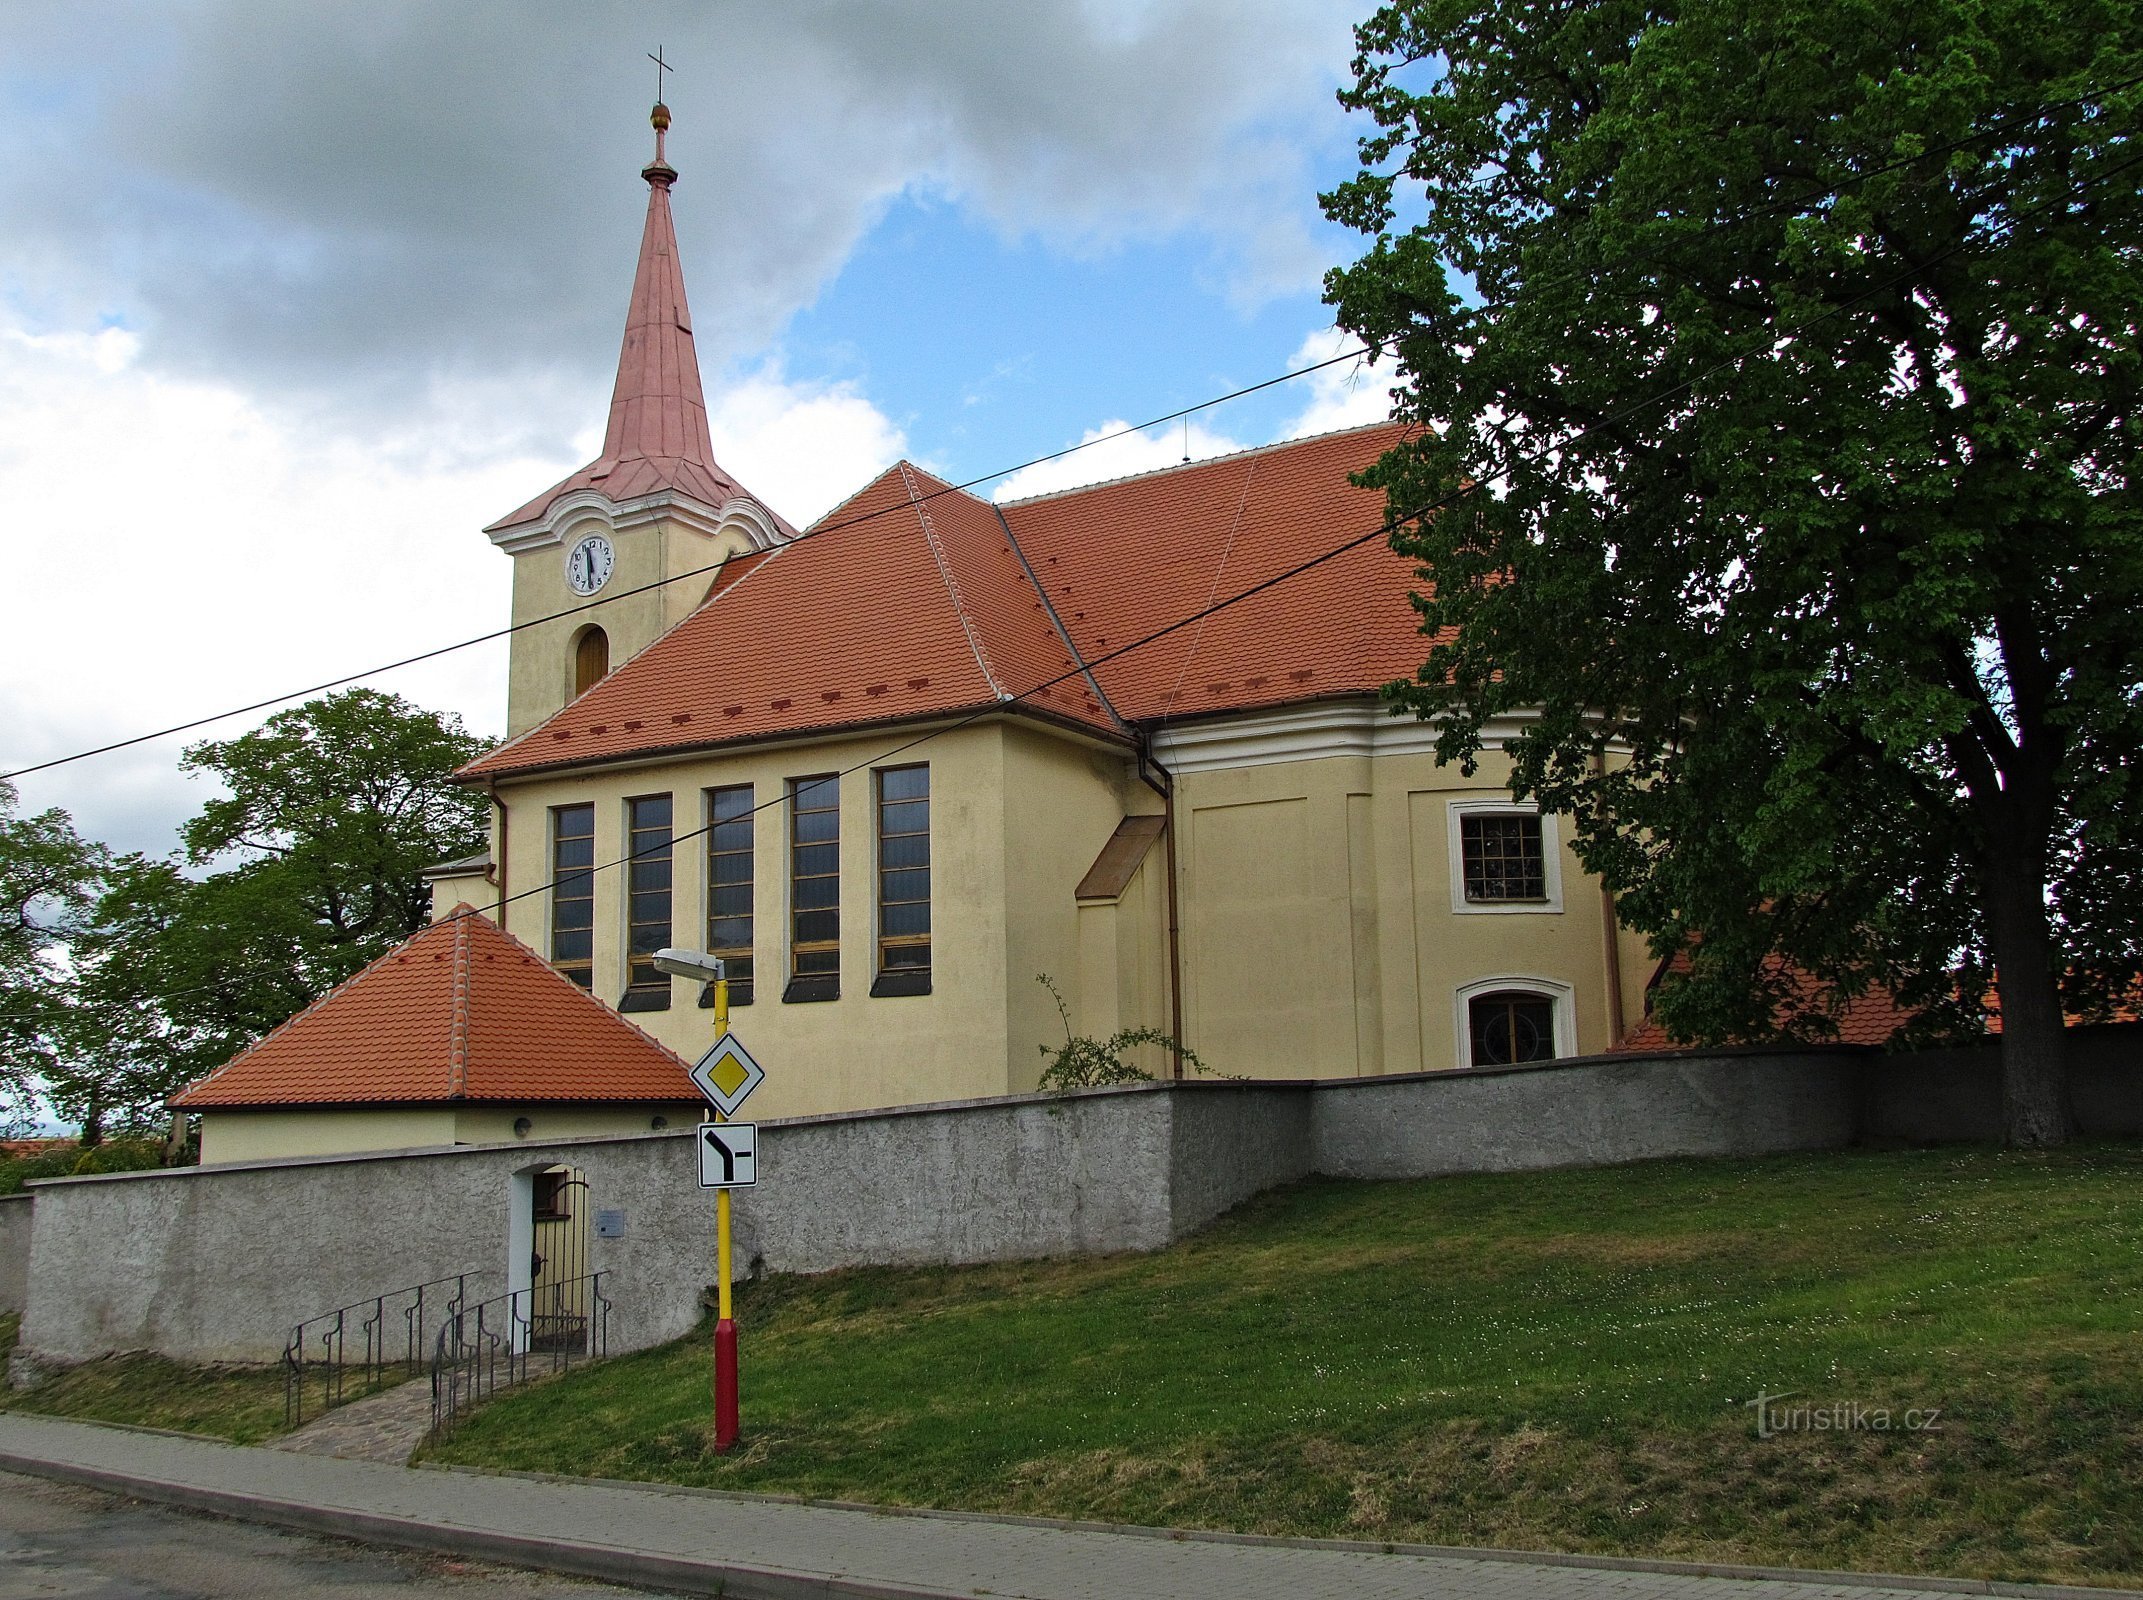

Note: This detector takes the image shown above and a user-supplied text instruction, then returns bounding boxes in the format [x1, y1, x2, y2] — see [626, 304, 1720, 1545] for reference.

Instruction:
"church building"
[184, 102, 1654, 1157]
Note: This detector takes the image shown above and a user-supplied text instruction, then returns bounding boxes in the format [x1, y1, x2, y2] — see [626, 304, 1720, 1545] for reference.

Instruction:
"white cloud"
[0, 321, 913, 857]
[0, 1, 1361, 440]
[709, 365, 909, 528]
[1281, 327, 1402, 438]
[991, 416, 1249, 502]
[987, 324, 1403, 502]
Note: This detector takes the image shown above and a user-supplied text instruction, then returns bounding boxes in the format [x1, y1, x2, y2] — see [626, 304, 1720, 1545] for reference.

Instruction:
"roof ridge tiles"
[898, 461, 1010, 702]
[995, 418, 1404, 508]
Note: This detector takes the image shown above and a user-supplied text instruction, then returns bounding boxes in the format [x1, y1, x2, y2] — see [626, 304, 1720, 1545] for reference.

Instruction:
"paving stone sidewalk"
[271, 1375, 438, 1464]
[0, 1412, 2125, 1600]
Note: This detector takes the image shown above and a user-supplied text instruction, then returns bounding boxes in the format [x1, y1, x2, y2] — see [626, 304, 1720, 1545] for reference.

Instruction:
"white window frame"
[1454, 976, 1577, 1068]
[1447, 798, 1563, 914]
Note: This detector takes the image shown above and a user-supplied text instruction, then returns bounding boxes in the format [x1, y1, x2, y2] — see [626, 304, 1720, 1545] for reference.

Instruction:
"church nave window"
[704, 784, 754, 1007]
[872, 765, 930, 997]
[621, 794, 673, 1010]
[549, 804, 596, 989]
[785, 774, 840, 1003]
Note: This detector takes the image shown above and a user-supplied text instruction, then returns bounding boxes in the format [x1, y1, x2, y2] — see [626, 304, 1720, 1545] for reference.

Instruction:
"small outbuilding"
[172, 906, 707, 1164]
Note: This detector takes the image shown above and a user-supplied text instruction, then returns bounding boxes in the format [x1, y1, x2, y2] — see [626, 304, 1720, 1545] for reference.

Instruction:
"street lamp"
[653, 946, 742, 1454]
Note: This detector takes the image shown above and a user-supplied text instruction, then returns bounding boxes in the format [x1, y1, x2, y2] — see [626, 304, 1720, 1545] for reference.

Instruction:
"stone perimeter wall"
[9, 1030, 2140, 1375]
[0, 1196, 30, 1315]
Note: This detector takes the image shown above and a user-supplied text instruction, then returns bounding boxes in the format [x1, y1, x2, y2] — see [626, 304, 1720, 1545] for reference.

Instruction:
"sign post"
[661, 946, 768, 1457]
[711, 971, 737, 1453]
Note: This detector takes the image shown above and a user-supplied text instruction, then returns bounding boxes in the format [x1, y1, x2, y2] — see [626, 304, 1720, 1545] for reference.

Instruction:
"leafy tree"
[51, 690, 491, 1136]
[0, 781, 106, 1136]
[1323, 0, 2143, 1144]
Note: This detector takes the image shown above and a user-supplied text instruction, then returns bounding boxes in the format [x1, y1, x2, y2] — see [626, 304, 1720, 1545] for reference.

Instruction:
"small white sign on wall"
[594, 1208, 627, 1240]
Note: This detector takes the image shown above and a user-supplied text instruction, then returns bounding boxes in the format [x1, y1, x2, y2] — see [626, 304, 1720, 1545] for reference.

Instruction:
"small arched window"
[1468, 989, 1559, 1066]
[573, 626, 609, 697]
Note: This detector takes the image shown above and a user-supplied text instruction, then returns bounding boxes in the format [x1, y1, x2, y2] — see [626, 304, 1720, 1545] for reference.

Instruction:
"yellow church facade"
[192, 103, 1653, 1158]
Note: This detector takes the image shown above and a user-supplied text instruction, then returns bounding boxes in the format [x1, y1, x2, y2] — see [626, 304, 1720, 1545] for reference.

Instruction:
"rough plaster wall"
[1166, 1084, 1314, 1237]
[0, 1196, 30, 1315]
[1310, 1051, 1864, 1180]
[732, 1087, 1177, 1276]
[16, 1032, 2142, 1373]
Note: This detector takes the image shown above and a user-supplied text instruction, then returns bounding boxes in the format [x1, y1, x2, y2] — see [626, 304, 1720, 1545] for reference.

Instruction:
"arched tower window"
[573, 626, 609, 697]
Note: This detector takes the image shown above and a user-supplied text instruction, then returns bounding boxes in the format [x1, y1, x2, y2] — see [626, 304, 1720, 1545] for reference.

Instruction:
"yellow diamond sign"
[691, 1033, 765, 1118]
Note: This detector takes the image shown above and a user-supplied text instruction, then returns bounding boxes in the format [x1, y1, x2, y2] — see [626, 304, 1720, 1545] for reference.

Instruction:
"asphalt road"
[0, 1470, 671, 1600]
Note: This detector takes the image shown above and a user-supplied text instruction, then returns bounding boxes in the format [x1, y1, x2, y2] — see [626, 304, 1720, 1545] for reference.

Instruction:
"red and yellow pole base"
[712, 973, 740, 1453]
[714, 1186, 739, 1451]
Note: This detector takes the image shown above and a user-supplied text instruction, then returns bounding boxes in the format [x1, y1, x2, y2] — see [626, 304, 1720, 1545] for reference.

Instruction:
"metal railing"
[283, 1273, 470, 1427]
[429, 1271, 611, 1437]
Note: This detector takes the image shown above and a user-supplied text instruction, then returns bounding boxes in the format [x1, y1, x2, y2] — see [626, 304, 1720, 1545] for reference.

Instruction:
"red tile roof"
[1004, 422, 1425, 722]
[171, 908, 702, 1109]
[1610, 952, 1926, 1054]
[464, 422, 1426, 780]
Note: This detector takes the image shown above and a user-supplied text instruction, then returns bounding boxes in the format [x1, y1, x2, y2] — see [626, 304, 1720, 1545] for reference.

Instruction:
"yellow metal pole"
[712, 971, 738, 1450]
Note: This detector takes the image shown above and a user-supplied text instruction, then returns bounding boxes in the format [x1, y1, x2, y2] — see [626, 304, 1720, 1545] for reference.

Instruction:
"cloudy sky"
[0, 0, 1400, 858]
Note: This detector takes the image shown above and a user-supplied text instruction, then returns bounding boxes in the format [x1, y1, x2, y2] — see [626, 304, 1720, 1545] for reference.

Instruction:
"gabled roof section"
[487, 105, 765, 538]
[171, 908, 701, 1109]
[464, 421, 1433, 780]
[463, 462, 1119, 779]
[998, 421, 1423, 723]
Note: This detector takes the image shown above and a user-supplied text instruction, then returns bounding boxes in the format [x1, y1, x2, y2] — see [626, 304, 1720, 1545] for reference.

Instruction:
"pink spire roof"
[487, 104, 758, 534]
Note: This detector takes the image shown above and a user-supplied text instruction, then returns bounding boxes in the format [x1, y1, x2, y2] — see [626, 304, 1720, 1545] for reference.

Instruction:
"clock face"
[565, 532, 615, 596]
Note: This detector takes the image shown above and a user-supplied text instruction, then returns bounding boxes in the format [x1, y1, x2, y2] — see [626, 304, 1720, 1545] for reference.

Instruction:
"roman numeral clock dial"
[565, 532, 614, 596]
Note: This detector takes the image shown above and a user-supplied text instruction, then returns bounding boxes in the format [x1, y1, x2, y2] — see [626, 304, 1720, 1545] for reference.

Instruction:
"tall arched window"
[573, 626, 609, 697]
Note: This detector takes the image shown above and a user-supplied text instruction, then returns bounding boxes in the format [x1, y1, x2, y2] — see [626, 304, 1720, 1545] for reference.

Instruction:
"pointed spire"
[485, 98, 794, 541]
[599, 100, 717, 472]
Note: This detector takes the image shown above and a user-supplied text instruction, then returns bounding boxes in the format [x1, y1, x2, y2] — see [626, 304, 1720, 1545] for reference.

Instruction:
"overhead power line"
[11, 136, 2126, 1035]
[13, 67, 2138, 788]
[0, 347, 1380, 784]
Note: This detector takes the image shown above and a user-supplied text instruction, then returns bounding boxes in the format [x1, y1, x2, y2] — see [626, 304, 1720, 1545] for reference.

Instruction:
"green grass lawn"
[424, 1145, 2143, 1586]
[0, 1310, 291, 1444]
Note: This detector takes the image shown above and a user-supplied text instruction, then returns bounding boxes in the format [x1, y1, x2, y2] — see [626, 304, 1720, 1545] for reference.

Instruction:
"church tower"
[484, 101, 792, 739]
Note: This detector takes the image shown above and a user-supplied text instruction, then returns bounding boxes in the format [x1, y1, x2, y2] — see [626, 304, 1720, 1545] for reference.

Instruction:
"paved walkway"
[270, 1376, 436, 1464]
[0, 1412, 2124, 1600]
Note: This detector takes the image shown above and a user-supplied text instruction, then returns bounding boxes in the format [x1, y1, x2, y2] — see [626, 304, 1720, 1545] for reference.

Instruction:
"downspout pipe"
[487, 776, 509, 933]
[990, 499, 1187, 1075]
[1135, 733, 1188, 1081]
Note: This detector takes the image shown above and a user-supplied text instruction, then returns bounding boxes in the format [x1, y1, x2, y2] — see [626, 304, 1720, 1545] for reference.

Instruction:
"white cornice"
[488, 489, 790, 554]
[1147, 699, 1573, 774]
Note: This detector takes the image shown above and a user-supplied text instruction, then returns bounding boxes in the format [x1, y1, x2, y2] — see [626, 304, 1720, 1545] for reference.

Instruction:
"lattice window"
[549, 804, 595, 988]
[1460, 812, 1547, 903]
[705, 784, 754, 1007]
[873, 766, 930, 997]
[786, 775, 840, 1002]
[621, 794, 672, 1010]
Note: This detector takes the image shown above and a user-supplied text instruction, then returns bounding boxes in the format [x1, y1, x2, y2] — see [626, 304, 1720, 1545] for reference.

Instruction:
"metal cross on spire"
[649, 46, 672, 104]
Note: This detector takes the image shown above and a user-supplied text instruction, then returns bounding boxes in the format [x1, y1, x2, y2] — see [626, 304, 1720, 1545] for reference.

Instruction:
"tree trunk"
[1984, 850, 2073, 1148]
[77, 1089, 104, 1149]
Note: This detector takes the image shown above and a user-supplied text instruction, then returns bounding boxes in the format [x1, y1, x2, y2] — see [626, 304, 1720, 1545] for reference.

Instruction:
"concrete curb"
[420, 1462, 2143, 1600]
[4, 1420, 2138, 1600]
[0, 1443, 944, 1599]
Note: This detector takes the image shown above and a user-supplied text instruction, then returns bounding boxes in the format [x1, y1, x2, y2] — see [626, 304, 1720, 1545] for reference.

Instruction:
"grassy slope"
[0, 1310, 290, 1444]
[426, 1145, 2143, 1585]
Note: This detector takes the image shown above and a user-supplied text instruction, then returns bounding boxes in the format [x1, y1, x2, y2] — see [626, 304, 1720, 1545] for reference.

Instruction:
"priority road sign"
[697, 1121, 758, 1189]
[690, 1032, 765, 1117]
